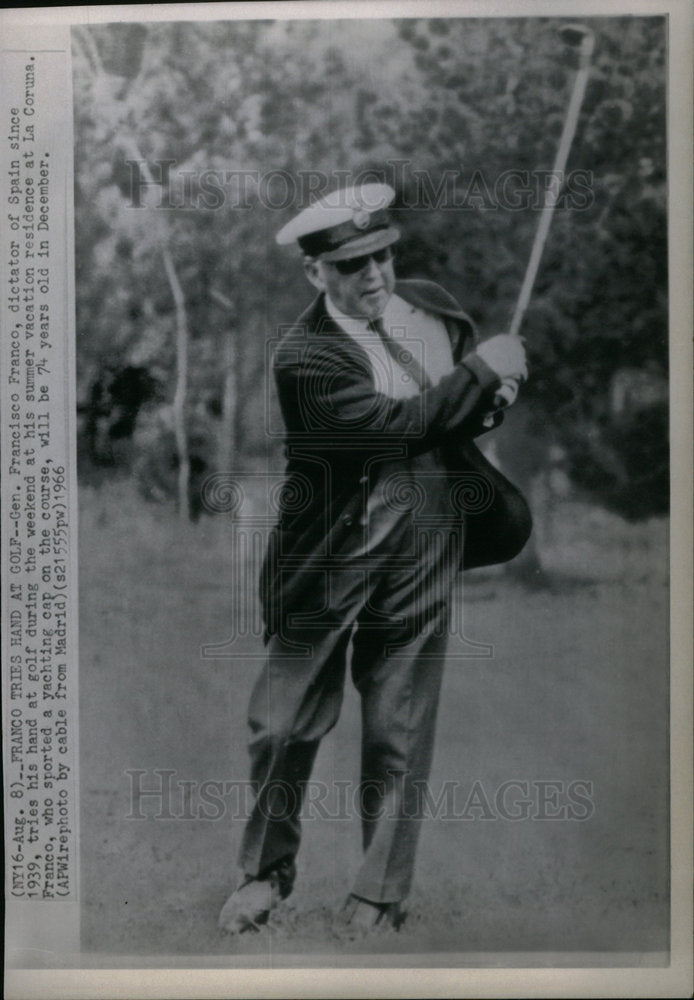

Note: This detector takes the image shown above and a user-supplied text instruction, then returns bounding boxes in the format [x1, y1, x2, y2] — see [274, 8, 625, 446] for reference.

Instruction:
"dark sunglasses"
[328, 247, 393, 276]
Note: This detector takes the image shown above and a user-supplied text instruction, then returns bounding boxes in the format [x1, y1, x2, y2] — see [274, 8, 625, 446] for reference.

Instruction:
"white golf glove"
[475, 334, 528, 381]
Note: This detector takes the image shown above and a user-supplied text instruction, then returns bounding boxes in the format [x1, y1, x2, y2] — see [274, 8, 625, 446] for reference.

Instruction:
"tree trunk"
[210, 288, 236, 473]
[222, 334, 237, 473]
[163, 248, 191, 521]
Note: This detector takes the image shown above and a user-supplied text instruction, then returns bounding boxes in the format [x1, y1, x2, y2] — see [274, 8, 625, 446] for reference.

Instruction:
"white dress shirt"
[325, 293, 455, 399]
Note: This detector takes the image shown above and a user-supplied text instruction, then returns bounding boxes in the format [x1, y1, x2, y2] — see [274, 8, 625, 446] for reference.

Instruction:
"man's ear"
[303, 257, 326, 291]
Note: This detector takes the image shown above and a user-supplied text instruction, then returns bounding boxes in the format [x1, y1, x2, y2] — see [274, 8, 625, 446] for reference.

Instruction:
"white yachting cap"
[275, 183, 400, 262]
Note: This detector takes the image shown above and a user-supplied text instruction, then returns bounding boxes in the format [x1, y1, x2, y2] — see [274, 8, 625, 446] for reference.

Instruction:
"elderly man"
[219, 183, 530, 933]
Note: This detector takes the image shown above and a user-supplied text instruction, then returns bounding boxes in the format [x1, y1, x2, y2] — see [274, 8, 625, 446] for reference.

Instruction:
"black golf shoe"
[218, 856, 296, 934]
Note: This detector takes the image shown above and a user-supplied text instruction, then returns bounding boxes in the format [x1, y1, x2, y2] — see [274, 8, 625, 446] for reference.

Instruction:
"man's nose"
[363, 257, 382, 279]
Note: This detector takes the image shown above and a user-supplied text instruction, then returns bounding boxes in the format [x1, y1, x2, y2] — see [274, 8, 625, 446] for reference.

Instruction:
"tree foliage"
[72, 16, 668, 519]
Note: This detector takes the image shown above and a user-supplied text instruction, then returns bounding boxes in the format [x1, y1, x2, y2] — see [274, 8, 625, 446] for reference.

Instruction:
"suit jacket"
[260, 279, 532, 634]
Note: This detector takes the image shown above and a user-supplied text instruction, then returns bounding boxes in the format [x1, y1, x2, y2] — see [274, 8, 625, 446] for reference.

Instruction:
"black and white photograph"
[2, 2, 692, 997]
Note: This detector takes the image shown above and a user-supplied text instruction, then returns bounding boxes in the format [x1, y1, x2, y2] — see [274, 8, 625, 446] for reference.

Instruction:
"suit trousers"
[239, 458, 461, 904]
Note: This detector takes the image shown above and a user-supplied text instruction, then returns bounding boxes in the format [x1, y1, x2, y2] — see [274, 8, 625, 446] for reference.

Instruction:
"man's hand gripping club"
[469, 332, 528, 414]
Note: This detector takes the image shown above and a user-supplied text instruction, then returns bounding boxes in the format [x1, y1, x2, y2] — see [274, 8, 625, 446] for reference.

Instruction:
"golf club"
[495, 22, 595, 405]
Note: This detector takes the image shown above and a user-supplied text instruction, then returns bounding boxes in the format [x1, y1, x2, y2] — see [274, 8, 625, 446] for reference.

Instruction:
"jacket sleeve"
[275, 341, 501, 457]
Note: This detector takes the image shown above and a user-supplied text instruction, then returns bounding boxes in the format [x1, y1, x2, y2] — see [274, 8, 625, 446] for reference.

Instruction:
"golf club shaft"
[509, 38, 594, 338]
[494, 28, 594, 406]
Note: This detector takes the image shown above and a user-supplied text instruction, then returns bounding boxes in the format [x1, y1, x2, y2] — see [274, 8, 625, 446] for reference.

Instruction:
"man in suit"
[219, 183, 530, 933]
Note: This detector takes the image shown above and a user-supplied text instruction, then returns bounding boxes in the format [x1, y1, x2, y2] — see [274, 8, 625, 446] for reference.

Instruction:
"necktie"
[367, 317, 432, 391]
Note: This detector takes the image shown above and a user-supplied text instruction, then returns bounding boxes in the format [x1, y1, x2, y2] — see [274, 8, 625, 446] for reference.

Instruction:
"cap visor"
[318, 226, 401, 262]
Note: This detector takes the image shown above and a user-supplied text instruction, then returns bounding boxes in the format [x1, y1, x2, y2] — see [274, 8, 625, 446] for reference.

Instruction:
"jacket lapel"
[300, 293, 376, 375]
[394, 280, 478, 363]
